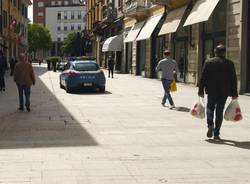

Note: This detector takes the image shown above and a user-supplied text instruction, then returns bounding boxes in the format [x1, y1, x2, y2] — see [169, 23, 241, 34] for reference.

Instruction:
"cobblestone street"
[0, 64, 250, 184]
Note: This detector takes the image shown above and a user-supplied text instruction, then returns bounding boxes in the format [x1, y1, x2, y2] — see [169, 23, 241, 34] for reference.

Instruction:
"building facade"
[86, 0, 250, 94]
[45, 5, 86, 56]
[0, 0, 31, 62]
[33, 0, 82, 26]
[86, 0, 124, 71]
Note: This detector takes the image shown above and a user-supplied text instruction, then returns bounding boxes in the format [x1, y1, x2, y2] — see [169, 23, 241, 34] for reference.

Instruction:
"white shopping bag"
[190, 98, 205, 119]
[224, 99, 243, 122]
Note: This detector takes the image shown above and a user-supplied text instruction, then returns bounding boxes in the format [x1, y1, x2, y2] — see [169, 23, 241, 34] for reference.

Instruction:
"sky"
[28, 0, 33, 22]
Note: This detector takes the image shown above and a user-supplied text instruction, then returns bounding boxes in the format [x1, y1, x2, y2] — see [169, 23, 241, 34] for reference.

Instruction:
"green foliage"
[47, 56, 61, 63]
[28, 23, 52, 54]
[61, 32, 84, 56]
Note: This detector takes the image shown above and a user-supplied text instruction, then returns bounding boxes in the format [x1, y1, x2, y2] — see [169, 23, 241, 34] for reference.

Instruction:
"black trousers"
[108, 68, 114, 78]
[0, 70, 5, 89]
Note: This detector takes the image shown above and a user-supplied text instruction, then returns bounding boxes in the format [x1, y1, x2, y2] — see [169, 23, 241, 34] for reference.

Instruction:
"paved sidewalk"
[0, 64, 250, 184]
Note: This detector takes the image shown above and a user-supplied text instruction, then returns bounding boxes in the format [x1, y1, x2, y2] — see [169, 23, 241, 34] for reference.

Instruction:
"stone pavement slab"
[0, 64, 250, 184]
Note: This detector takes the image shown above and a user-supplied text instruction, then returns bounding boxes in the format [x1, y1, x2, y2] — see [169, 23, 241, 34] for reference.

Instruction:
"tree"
[61, 32, 84, 57]
[28, 23, 52, 58]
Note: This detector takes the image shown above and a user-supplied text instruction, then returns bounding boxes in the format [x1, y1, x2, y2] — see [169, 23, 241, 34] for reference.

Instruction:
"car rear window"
[74, 63, 99, 71]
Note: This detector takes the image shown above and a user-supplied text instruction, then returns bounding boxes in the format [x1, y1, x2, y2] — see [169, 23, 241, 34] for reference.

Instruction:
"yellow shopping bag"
[170, 80, 177, 92]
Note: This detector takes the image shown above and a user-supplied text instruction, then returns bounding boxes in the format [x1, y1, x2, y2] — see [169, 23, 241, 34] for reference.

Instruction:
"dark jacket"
[14, 60, 35, 86]
[198, 56, 238, 97]
[0, 55, 7, 71]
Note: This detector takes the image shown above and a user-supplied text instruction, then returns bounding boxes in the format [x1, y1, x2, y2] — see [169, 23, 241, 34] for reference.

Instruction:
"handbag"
[170, 80, 177, 92]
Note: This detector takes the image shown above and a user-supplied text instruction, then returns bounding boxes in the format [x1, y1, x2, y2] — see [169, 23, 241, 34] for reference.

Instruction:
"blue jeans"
[207, 95, 227, 136]
[17, 84, 31, 109]
[161, 79, 174, 106]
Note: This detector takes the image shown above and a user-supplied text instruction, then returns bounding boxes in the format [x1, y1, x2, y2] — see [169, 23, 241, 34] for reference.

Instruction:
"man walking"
[198, 45, 238, 140]
[156, 50, 178, 109]
[108, 56, 114, 78]
[14, 53, 36, 112]
[0, 50, 7, 92]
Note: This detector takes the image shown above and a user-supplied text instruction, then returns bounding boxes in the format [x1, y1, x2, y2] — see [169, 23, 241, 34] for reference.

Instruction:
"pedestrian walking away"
[9, 57, 17, 76]
[156, 50, 179, 109]
[14, 53, 36, 112]
[108, 56, 114, 78]
[0, 50, 7, 92]
[198, 44, 238, 140]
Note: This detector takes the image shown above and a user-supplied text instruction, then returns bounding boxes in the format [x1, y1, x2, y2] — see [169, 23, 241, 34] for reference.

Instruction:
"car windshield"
[74, 63, 99, 71]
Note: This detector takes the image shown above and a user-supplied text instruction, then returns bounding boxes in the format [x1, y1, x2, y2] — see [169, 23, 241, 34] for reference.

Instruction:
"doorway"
[202, 0, 227, 63]
[136, 40, 146, 75]
[203, 32, 226, 63]
[174, 38, 188, 83]
[125, 42, 132, 73]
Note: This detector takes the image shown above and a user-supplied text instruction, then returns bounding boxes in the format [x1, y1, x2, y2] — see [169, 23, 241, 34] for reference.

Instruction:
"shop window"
[204, 0, 227, 33]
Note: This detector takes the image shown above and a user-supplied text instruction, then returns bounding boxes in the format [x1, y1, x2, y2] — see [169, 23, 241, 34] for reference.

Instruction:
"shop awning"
[124, 21, 145, 43]
[102, 35, 123, 52]
[158, 6, 187, 36]
[183, 0, 220, 27]
[136, 14, 163, 41]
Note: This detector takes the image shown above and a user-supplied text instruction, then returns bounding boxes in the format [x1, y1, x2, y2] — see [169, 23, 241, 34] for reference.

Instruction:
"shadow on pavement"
[0, 65, 98, 149]
[174, 106, 190, 112]
[206, 139, 250, 150]
[71, 89, 112, 95]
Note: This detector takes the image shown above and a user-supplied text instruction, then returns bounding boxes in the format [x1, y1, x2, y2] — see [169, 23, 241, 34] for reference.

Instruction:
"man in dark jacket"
[108, 56, 114, 78]
[0, 50, 7, 91]
[198, 45, 238, 140]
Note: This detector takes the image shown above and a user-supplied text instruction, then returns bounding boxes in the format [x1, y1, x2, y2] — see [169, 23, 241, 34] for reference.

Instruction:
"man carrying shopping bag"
[156, 50, 178, 109]
[198, 45, 238, 140]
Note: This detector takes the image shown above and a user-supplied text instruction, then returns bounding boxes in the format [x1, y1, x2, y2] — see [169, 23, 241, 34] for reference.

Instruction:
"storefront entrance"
[202, 0, 227, 63]
[174, 37, 188, 83]
[136, 40, 146, 75]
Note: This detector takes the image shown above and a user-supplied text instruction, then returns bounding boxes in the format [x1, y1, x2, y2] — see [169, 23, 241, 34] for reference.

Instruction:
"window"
[74, 63, 99, 71]
[57, 12, 61, 20]
[3, 11, 8, 28]
[13, 0, 17, 6]
[64, 11, 67, 20]
[71, 24, 74, 30]
[78, 24, 81, 30]
[57, 37, 61, 42]
[51, 1, 55, 5]
[64, 26, 67, 31]
[64, 1, 69, 5]
[57, 26, 61, 31]
[25, 7, 28, 18]
[57, 1, 62, 5]
[38, 1, 44, 7]
[78, 11, 81, 19]
[71, 11, 74, 19]
[38, 12, 44, 17]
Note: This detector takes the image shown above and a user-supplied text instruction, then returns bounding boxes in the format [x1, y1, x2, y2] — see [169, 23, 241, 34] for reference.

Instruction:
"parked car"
[59, 60, 106, 93]
[57, 61, 67, 71]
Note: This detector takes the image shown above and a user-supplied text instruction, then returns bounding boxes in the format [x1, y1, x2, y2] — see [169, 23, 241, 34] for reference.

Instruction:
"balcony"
[124, 0, 152, 18]
[152, 0, 190, 9]
[102, 4, 118, 23]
